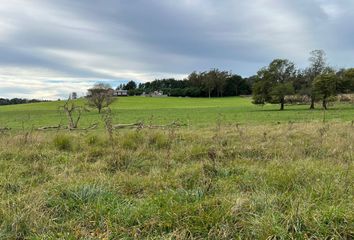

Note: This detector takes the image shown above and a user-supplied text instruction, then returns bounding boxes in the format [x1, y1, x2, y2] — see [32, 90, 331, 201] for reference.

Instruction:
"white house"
[114, 89, 128, 96]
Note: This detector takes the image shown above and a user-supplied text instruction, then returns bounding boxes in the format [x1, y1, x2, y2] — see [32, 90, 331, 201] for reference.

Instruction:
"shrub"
[337, 94, 353, 103]
[284, 95, 310, 104]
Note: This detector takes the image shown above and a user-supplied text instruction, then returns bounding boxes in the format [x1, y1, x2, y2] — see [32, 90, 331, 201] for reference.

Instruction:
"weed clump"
[121, 131, 144, 150]
[85, 147, 104, 162]
[148, 132, 170, 149]
[105, 151, 134, 172]
[85, 134, 101, 146]
[53, 134, 73, 151]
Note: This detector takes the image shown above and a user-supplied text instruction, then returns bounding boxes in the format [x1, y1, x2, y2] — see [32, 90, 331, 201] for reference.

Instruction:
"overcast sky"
[1, 0, 354, 99]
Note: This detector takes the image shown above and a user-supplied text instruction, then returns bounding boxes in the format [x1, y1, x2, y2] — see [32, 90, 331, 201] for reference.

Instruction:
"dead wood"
[113, 121, 187, 129]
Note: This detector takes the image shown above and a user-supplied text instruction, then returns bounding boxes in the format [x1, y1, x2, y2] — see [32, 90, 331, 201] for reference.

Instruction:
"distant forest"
[118, 70, 254, 98]
[117, 50, 354, 110]
[0, 98, 47, 106]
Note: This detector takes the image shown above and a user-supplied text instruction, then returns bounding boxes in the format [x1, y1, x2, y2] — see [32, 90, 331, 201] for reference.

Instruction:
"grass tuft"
[53, 134, 73, 151]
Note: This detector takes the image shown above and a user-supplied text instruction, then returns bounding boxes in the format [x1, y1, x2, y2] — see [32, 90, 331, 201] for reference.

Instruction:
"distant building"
[142, 90, 168, 97]
[114, 89, 128, 96]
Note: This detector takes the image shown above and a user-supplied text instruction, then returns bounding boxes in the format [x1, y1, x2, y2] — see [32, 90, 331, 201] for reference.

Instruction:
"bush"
[53, 134, 73, 151]
[337, 94, 353, 102]
[284, 95, 311, 104]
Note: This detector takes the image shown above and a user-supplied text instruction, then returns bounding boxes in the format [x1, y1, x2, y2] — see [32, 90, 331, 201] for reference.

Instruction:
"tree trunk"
[309, 97, 315, 109]
[322, 98, 327, 110]
[208, 88, 211, 98]
[280, 99, 284, 111]
[65, 110, 75, 129]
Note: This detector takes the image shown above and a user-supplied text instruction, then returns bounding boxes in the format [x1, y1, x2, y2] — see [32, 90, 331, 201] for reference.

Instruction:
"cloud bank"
[0, 0, 353, 99]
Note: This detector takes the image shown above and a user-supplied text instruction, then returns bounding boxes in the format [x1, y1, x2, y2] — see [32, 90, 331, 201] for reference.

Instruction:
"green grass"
[0, 97, 353, 238]
[0, 123, 353, 239]
[0, 96, 353, 129]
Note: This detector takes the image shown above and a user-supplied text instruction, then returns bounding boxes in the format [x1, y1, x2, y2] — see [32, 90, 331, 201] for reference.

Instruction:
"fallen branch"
[35, 121, 186, 131]
[72, 123, 99, 131]
[37, 123, 98, 131]
[112, 121, 187, 129]
[37, 125, 61, 130]
[86, 123, 99, 130]
[113, 122, 144, 129]
[148, 121, 187, 129]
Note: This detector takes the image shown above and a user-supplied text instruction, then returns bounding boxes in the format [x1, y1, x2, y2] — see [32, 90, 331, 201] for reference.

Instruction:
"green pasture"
[0, 96, 353, 129]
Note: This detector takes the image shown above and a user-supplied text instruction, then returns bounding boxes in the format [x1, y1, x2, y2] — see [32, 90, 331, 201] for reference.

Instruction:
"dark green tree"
[214, 70, 229, 97]
[224, 74, 251, 96]
[203, 71, 216, 98]
[313, 73, 337, 109]
[336, 68, 354, 93]
[252, 59, 296, 110]
[188, 71, 203, 88]
[123, 81, 137, 90]
[344, 68, 354, 92]
[305, 50, 327, 109]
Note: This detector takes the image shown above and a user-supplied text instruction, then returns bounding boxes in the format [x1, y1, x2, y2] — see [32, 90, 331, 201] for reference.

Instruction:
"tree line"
[117, 50, 353, 110]
[117, 70, 252, 98]
[84, 49, 354, 119]
[252, 50, 354, 110]
[0, 98, 46, 106]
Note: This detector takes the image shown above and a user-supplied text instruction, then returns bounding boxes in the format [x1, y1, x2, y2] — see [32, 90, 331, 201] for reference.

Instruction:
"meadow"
[0, 96, 353, 129]
[0, 97, 353, 239]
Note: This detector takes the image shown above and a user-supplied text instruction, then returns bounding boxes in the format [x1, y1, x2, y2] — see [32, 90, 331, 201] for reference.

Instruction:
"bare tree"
[60, 99, 84, 129]
[87, 83, 115, 113]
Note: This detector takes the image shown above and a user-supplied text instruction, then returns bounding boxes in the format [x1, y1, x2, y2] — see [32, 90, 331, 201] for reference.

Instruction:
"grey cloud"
[0, 0, 354, 98]
[0, 46, 115, 79]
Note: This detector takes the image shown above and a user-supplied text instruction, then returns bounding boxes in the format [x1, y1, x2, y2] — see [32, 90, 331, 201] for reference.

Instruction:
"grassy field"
[0, 96, 353, 129]
[0, 122, 353, 239]
[0, 97, 353, 239]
